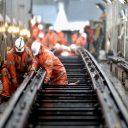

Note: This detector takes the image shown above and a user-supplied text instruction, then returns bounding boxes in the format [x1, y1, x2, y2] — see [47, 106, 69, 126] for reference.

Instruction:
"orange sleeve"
[6, 53, 16, 79]
[43, 54, 53, 84]
[26, 47, 33, 68]
[1, 68, 10, 86]
[76, 38, 80, 46]
[1, 68, 10, 96]
[31, 56, 38, 71]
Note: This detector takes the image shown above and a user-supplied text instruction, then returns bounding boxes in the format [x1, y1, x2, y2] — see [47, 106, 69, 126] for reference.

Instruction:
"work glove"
[12, 78, 18, 88]
[23, 73, 28, 78]
[30, 66, 36, 72]
[29, 66, 36, 75]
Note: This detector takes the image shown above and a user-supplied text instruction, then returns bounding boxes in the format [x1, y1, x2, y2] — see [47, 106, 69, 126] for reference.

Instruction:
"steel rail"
[0, 68, 46, 128]
[25, 55, 105, 127]
[0, 71, 34, 128]
[78, 48, 128, 128]
[86, 50, 128, 126]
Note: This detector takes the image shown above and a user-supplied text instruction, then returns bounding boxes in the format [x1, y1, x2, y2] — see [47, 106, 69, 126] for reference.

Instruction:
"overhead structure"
[54, 2, 68, 31]
[68, 21, 90, 31]
[54, 2, 90, 31]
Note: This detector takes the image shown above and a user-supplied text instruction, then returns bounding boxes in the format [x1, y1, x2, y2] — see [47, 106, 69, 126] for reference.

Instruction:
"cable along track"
[0, 48, 128, 128]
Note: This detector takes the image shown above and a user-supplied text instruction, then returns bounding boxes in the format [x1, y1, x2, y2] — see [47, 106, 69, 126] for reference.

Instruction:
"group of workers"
[31, 23, 89, 57]
[0, 16, 96, 104]
[30, 16, 90, 51]
[31, 16, 67, 50]
[32, 23, 88, 50]
[0, 37, 68, 104]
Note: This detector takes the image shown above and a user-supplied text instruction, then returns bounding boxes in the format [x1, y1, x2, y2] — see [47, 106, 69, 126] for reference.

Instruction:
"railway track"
[26, 55, 104, 128]
[0, 48, 128, 128]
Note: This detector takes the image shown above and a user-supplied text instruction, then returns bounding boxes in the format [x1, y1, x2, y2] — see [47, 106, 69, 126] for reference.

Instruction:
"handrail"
[108, 56, 128, 71]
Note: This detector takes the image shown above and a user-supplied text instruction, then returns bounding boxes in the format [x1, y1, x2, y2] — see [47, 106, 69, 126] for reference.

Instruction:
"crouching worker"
[31, 41, 68, 85]
[0, 37, 33, 103]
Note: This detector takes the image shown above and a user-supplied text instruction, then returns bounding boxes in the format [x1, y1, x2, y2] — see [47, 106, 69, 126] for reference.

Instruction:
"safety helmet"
[70, 44, 77, 51]
[49, 26, 54, 31]
[38, 24, 43, 30]
[81, 33, 87, 38]
[31, 41, 41, 56]
[38, 33, 44, 39]
[61, 45, 69, 51]
[15, 37, 25, 52]
[54, 43, 61, 49]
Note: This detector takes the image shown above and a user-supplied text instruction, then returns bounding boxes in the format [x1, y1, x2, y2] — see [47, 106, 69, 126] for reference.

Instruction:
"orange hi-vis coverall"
[1, 65, 11, 96]
[2, 46, 33, 96]
[71, 32, 78, 44]
[32, 23, 40, 41]
[36, 38, 46, 48]
[57, 31, 67, 45]
[44, 31, 58, 49]
[32, 47, 68, 85]
[76, 36, 87, 48]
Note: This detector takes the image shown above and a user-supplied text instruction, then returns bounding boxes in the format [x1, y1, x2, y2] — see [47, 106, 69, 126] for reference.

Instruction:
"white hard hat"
[49, 26, 54, 31]
[31, 41, 41, 56]
[15, 37, 25, 52]
[54, 43, 61, 49]
[38, 24, 43, 30]
[70, 44, 77, 51]
[81, 33, 87, 38]
[38, 33, 44, 39]
[61, 51, 70, 57]
[61, 45, 69, 50]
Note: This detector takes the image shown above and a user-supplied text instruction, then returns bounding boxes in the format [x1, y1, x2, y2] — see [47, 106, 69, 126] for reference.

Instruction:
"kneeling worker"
[0, 37, 33, 103]
[31, 41, 68, 85]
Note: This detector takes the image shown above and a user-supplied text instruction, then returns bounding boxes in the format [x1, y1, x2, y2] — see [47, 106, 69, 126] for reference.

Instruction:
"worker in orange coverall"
[0, 37, 33, 103]
[76, 33, 87, 48]
[44, 26, 58, 49]
[71, 32, 78, 44]
[57, 31, 67, 45]
[31, 41, 68, 85]
[36, 32, 45, 46]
